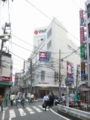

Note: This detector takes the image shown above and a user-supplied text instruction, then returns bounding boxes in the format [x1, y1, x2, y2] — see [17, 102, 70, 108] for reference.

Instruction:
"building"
[30, 18, 80, 98]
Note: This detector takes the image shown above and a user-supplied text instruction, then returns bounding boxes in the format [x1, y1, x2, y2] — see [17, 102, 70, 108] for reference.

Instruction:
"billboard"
[81, 62, 86, 81]
[79, 10, 84, 26]
[80, 27, 84, 44]
[39, 51, 49, 62]
[66, 61, 74, 85]
[80, 44, 85, 58]
[0, 52, 12, 82]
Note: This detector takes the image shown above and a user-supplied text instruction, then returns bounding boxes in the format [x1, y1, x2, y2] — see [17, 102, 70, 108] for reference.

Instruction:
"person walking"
[43, 93, 49, 111]
[0, 95, 4, 112]
[4, 94, 9, 107]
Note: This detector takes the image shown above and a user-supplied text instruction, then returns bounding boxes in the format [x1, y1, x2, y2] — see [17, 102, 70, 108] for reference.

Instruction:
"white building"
[31, 18, 80, 97]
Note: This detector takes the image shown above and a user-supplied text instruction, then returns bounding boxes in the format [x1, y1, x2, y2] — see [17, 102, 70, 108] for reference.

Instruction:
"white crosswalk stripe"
[1, 105, 43, 120]
[26, 107, 35, 114]
[9, 109, 16, 120]
[18, 108, 26, 116]
[32, 106, 42, 112]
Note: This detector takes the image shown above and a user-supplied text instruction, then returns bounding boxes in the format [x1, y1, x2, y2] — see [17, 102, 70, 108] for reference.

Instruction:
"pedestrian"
[48, 92, 54, 108]
[0, 95, 4, 112]
[10, 93, 15, 106]
[21, 96, 25, 108]
[42, 93, 49, 111]
[4, 94, 9, 107]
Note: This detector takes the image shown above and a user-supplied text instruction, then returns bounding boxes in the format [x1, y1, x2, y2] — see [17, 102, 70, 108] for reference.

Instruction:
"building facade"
[30, 18, 80, 98]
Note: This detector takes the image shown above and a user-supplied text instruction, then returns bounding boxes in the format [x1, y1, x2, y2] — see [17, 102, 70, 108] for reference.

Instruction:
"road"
[0, 101, 69, 120]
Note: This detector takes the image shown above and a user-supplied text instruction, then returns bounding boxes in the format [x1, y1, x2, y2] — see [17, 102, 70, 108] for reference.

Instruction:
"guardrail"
[57, 104, 90, 120]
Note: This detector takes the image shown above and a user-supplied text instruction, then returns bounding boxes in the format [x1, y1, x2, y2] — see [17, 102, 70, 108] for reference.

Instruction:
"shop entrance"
[39, 90, 49, 98]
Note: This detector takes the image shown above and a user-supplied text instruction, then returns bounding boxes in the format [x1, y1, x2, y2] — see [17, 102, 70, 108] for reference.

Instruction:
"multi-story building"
[30, 18, 80, 97]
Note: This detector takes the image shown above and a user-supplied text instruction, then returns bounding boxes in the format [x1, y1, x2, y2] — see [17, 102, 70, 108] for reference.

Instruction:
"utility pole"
[59, 49, 61, 97]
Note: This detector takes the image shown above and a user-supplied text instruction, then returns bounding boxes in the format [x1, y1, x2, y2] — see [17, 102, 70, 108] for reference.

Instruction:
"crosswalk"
[1, 105, 49, 120]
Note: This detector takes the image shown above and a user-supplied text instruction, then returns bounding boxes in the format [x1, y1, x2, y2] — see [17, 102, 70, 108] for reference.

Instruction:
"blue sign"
[39, 51, 49, 62]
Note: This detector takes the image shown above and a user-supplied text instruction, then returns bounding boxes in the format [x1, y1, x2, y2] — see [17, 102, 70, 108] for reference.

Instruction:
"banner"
[39, 51, 49, 62]
[80, 44, 85, 58]
[79, 10, 84, 26]
[66, 61, 74, 85]
[80, 27, 84, 44]
[81, 62, 86, 81]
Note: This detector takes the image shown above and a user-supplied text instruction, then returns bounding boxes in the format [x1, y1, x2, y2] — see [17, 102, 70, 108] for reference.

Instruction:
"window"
[88, 23, 90, 37]
[87, 4, 90, 18]
[47, 40, 51, 49]
[41, 71, 45, 81]
[47, 28, 52, 38]
[89, 44, 90, 59]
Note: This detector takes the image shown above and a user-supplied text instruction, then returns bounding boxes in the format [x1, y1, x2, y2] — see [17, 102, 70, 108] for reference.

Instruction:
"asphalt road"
[0, 101, 69, 120]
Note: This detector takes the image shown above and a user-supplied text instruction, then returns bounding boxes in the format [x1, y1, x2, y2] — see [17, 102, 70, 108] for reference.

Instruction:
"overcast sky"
[0, 0, 86, 75]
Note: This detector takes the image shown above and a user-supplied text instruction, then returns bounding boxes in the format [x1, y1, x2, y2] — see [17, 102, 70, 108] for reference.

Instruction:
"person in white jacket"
[43, 93, 49, 111]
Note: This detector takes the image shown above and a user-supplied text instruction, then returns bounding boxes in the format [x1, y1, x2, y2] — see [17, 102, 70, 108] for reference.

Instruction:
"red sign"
[80, 10, 83, 18]
[80, 27, 84, 44]
[34, 30, 38, 35]
[39, 52, 47, 59]
[0, 76, 12, 82]
[67, 61, 72, 77]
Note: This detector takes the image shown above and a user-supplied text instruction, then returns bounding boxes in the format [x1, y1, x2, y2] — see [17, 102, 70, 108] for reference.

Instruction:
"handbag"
[42, 103, 46, 108]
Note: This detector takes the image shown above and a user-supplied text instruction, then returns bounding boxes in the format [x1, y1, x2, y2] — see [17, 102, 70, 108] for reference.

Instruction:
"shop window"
[87, 4, 90, 18]
[88, 23, 90, 37]
[41, 71, 45, 81]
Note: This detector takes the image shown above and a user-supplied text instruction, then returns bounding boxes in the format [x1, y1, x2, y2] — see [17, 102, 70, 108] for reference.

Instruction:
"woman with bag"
[42, 93, 49, 111]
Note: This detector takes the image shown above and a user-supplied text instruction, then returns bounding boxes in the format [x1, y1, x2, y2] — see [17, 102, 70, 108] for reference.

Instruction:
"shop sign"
[80, 44, 85, 58]
[39, 51, 49, 62]
[80, 27, 84, 44]
[66, 61, 74, 86]
[79, 10, 84, 26]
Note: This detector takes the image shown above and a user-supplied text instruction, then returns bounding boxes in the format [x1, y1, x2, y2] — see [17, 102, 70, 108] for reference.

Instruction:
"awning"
[33, 84, 59, 88]
[0, 81, 12, 86]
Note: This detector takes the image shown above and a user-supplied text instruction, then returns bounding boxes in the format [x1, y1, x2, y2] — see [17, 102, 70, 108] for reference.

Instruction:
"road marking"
[26, 107, 35, 114]
[18, 108, 26, 116]
[50, 109, 70, 120]
[2, 111, 5, 120]
[9, 109, 16, 120]
[33, 106, 42, 112]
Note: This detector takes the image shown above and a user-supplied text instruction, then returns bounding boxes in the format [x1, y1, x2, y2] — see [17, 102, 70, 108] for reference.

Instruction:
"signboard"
[80, 44, 85, 58]
[81, 62, 86, 81]
[0, 52, 12, 82]
[79, 10, 84, 26]
[39, 51, 49, 62]
[66, 61, 74, 85]
[80, 27, 84, 44]
[34, 28, 47, 35]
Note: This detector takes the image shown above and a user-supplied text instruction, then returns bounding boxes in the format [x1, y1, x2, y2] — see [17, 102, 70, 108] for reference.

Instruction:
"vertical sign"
[80, 10, 84, 26]
[80, 27, 84, 44]
[80, 44, 85, 58]
[66, 61, 74, 85]
[81, 62, 85, 81]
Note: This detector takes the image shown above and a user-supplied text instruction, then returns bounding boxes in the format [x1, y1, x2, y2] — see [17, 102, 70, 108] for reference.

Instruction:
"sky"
[0, 0, 86, 75]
